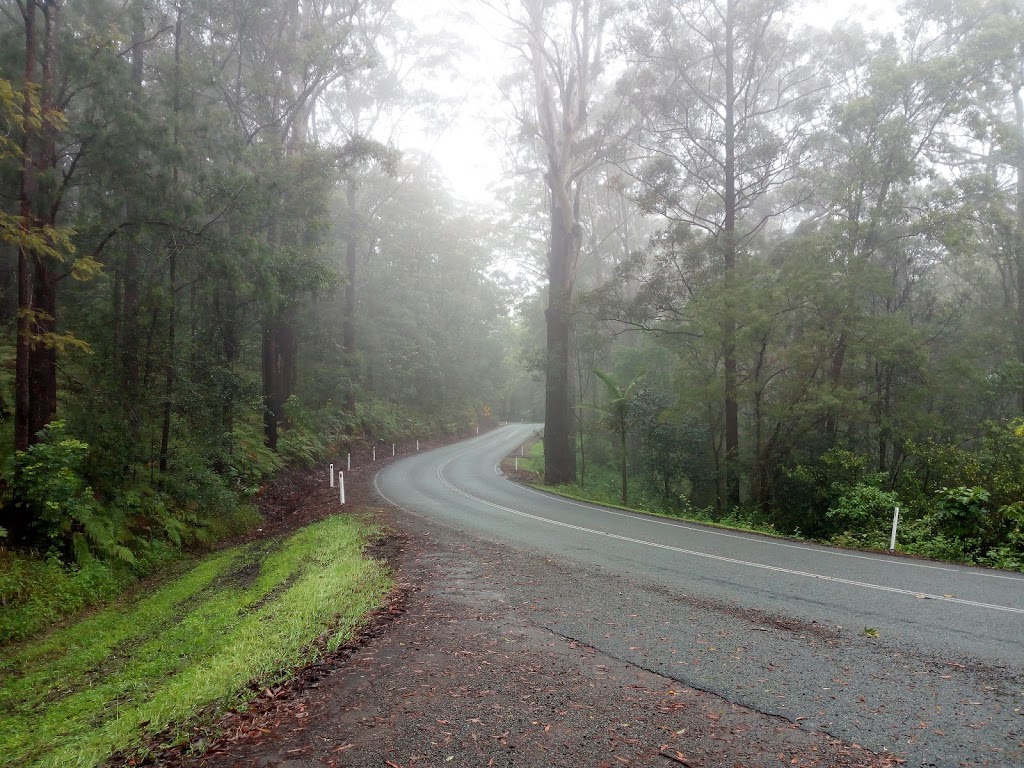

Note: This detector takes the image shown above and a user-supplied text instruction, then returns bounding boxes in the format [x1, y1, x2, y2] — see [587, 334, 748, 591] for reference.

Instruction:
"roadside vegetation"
[1, 0, 528, 661]
[0, 514, 391, 768]
[516, 429, 1024, 573]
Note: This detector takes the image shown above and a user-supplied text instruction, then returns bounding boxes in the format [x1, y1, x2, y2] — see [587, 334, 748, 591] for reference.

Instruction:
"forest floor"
[140, 431, 904, 768]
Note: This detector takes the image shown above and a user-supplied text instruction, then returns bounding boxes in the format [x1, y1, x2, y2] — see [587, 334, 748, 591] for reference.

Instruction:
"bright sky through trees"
[396, 0, 903, 205]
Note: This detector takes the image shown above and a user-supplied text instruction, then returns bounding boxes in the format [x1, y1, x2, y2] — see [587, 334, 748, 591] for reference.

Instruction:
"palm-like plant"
[593, 370, 642, 505]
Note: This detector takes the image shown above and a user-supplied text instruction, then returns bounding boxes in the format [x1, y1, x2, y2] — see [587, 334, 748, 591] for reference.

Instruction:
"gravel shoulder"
[145, 454, 907, 768]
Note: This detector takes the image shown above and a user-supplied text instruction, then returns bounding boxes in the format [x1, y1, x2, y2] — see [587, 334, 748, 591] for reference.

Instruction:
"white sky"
[393, 0, 904, 207]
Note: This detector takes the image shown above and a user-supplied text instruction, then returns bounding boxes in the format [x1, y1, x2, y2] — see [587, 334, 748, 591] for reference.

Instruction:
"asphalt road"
[375, 424, 1024, 768]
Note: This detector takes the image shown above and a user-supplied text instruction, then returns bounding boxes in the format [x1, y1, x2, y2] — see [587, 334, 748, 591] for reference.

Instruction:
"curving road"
[376, 424, 1024, 768]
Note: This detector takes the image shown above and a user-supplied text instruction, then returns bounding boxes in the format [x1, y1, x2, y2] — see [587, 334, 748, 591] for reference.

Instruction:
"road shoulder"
[155, 497, 901, 768]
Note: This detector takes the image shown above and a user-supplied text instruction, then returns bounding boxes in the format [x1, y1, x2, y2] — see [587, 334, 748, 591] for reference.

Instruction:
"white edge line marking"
[422, 444, 1023, 616]
[489, 437, 1024, 585]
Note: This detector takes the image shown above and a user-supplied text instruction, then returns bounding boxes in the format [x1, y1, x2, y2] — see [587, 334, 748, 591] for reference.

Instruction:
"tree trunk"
[158, 246, 176, 472]
[121, 0, 146, 397]
[159, 5, 184, 473]
[343, 177, 358, 413]
[619, 429, 628, 505]
[262, 319, 281, 451]
[1014, 75, 1024, 412]
[262, 309, 297, 451]
[28, 258, 56, 439]
[824, 332, 847, 444]
[17, 0, 61, 451]
[543, 191, 577, 485]
[14, 0, 37, 455]
[722, 0, 740, 508]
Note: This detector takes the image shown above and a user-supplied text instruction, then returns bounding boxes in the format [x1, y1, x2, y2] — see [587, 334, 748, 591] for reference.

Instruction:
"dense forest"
[2, 0, 1024, 638]
[0, 0, 535, 634]
[508, 0, 1024, 570]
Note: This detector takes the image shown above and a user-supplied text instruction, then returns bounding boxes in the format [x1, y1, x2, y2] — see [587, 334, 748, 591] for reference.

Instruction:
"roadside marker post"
[889, 506, 900, 552]
[347, 453, 351, 471]
[339, 471, 345, 505]
[515, 457, 518, 471]
[392, 444, 395, 457]
[329, 464, 334, 487]
[416, 439, 419, 451]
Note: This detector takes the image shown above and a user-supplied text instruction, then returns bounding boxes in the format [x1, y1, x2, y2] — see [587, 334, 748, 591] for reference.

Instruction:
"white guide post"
[372, 446, 376, 462]
[416, 439, 419, 452]
[515, 457, 518, 471]
[339, 471, 345, 505]
[889, 506, 900, 552]
[392, 444, 395, 457]
[329, 463, 334, 487]
[347, 453, 351, 472]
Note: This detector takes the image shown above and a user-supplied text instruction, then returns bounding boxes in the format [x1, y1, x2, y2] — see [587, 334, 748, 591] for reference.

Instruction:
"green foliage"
[634, 394, 711, 508]
[827, 484, 901, 537]
[4, 422, 130, 564]
[777, 449, 881, 538]
[930, 486, 991, 547]
[274, 397, 329, 467]
[0, 549, 147, 645]
[592, 370, 643, 504]
[224, 423, 284, 498]
[0, 515, 392, 768]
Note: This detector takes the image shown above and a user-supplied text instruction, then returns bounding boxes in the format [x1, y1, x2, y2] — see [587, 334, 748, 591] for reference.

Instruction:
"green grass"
[0, 503, 261, 646]
[510, 442, 789, 540]
[0, 514, 393, 768]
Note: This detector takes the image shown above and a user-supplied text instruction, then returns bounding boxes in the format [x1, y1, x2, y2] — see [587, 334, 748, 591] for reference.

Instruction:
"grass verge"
[0, 513, 393, 768]
[504, 440, 799, 541]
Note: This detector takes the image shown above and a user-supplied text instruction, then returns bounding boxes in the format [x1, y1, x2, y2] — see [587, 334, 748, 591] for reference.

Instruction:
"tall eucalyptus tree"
[498, 0, 612, 484]
[620, 0, 828, 505]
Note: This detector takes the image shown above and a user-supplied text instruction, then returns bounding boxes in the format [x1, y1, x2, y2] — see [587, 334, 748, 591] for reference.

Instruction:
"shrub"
[827, 483, 901, 537]
[930, 486, 991, 549]
[0, 549, 136, 643]
[4, 421, 133, 563]
[777, 449, 880, 537]
[225, 422, 283, 497]
[897, 518, 975, 562]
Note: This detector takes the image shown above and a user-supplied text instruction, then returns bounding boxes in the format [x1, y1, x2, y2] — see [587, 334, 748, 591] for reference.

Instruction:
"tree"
[593, 369, 640, 503]
[620, 0, 827, 506]
[500, 0, 611, 484]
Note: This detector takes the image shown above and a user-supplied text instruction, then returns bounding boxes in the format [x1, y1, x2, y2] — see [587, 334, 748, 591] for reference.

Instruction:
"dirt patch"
[136, 525, 901, 768]
[125, 428, 903, 768]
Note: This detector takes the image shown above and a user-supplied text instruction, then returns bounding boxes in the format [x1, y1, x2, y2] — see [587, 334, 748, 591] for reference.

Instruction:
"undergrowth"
[0, 514, 392, 768]
[515, 442, 1024, 571]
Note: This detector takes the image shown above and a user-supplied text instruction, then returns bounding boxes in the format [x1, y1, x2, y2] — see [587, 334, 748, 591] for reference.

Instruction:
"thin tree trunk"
[722, 0, 740, 508]
[28, 259, 56, 439]
[262, 319, 280, 451]
[13, 10, 36, 456]
[158, 245, 176, 472]
[543, 191, 576, 485]
[14, 0, 38, 455]
[121, 0, 146, 394]
[619, 429, 627, 505]
[24, 0, 61, 445]
[343, 177, 358, 413]
[1014, 75, 1024, 412]
[824, 332, 847, 443]
[159, 5, 184, 473]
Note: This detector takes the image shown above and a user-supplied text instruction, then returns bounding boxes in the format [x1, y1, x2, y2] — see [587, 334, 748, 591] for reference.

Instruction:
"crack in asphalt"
[531, 620, 809, 730]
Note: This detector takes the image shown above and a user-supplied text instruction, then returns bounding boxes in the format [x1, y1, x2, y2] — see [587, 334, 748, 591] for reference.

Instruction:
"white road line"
[486, 431, 1024, 585]
[429, 452, 1024, 616]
